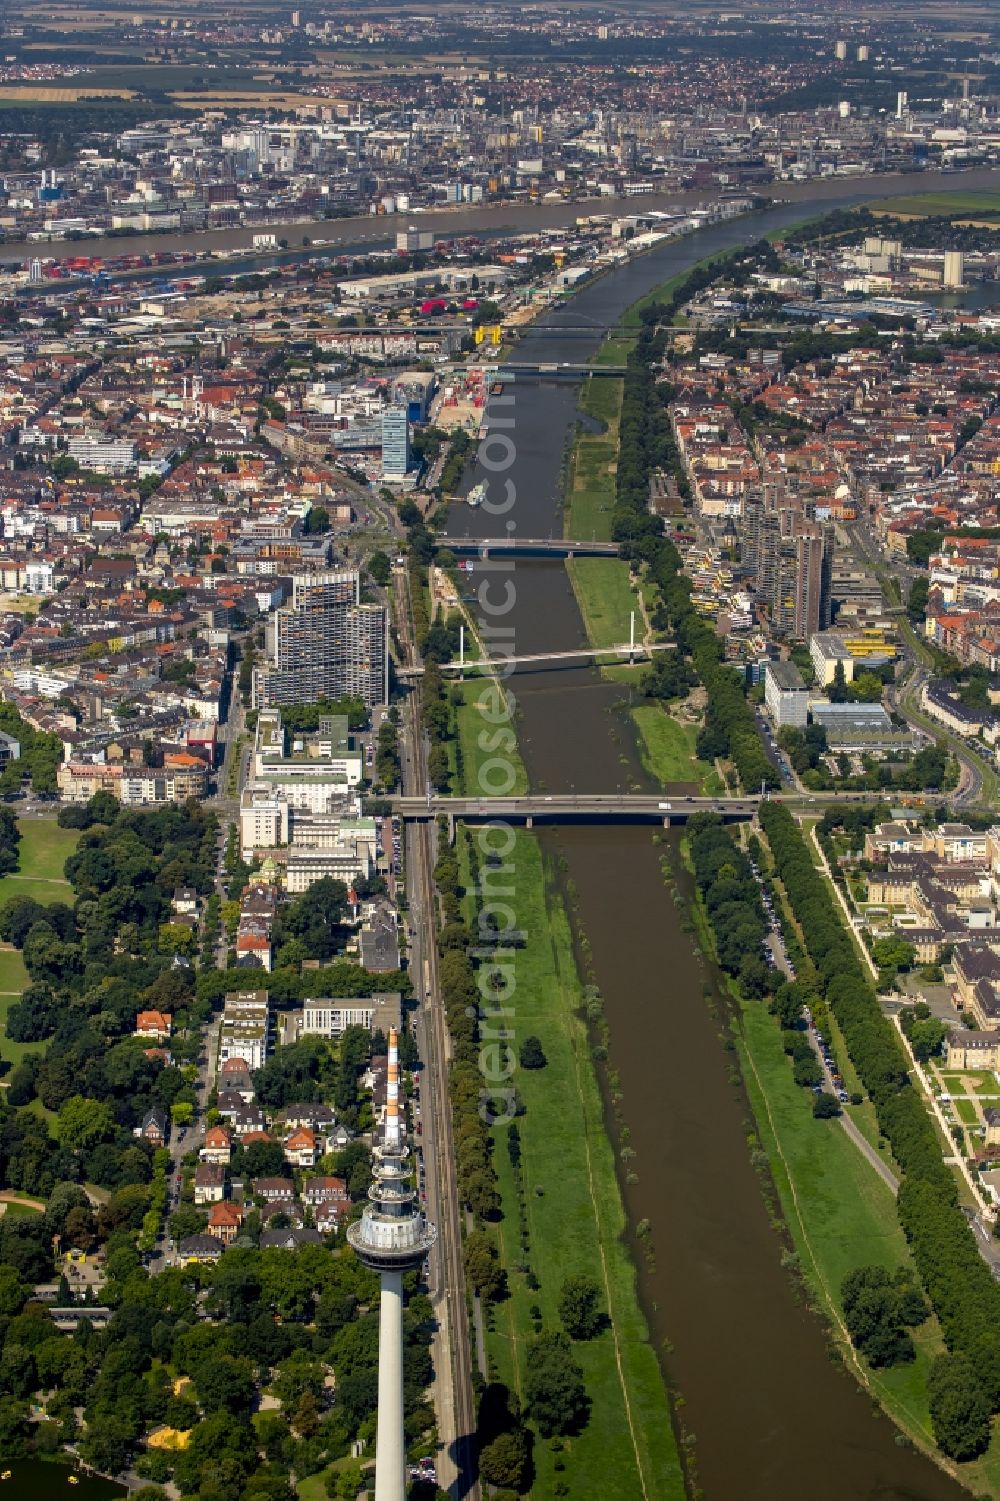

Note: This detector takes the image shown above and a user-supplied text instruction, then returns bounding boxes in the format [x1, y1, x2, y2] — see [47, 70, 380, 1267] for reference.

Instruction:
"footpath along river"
[445, 198, 969, 1501]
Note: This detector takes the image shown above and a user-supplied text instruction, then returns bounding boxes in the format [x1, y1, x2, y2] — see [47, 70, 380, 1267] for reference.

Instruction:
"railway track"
[396, 564, 480, 1500]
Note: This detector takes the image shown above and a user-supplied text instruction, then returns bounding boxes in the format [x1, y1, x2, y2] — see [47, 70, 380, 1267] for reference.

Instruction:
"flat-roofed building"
[809, 700, 913, 753]
[300, 992, 402, 1040]
[765, 659, 808, 728]
[283, 821, 377, 891]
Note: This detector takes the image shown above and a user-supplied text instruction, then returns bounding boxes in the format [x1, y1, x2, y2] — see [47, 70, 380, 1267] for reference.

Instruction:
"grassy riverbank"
[449, 684, 682, 1493]
[462, 829, 685, 1501]
[631, 704, 721, 791]
[594, 333, 637, 366]
[561, 368, 719, 793]
[566, 557, 636, 650]
[564, 377, 623, 542]
[866, 189, 1000, 221]
[736, 999, 945, 1450]
[683, 831, 1000, 1494]
[621, 265, 699, 328]
[451, 678, 529, 796]
[683, 845, 941, 1440]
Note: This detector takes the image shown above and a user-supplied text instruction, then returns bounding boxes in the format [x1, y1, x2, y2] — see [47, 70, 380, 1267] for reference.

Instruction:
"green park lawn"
[452, 678, 529, 797]
[0, 817, 79, 905]
[295, 1473, 328, 1501]
[563, 374, 642, 667]
[941, 1070, 998, 1097]
[0, 1197, 43, 1218]
[0, 947, 28, 993]
[565, 376, 622, 543]
[465, 830, 684, 1501]
[631, 703, 719, 791]
[0, 820, 79, 1076]
[566, 558, 636, 652]
[296, 1461, 364, 1501]
[953, 1096, 980, 1127]
[0, 978, 31, 1074]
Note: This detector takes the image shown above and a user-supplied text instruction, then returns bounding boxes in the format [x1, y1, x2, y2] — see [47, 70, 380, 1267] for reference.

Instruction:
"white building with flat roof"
[284, 823, 377, 892]
[301, 992, 402, 1039]
[765, 660, 808, 728]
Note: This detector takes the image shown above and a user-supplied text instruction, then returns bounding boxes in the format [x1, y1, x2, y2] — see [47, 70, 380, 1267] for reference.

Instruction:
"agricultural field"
[0, 86, 135, 101]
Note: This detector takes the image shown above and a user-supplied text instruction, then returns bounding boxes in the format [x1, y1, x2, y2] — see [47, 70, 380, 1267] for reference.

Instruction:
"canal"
[445, 199, 969, 1501]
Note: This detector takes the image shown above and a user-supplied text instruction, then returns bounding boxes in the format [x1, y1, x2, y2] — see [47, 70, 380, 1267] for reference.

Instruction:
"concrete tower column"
[375, 1269, 405, 1501]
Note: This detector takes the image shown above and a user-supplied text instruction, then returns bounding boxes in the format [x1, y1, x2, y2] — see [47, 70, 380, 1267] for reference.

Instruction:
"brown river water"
[445, 200, 969, 1501]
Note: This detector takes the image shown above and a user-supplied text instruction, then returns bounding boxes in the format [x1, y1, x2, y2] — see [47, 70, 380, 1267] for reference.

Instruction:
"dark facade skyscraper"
[253, 568, 388, 709]
[742, 485, 832, 641]
[794, 522, 834, 640]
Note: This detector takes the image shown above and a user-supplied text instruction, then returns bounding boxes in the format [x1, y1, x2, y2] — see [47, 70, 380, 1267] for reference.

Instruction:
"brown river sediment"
[446, 200, 968, 1500]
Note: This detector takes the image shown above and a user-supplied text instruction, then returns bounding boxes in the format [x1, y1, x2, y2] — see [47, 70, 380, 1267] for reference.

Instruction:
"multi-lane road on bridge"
[387, 789, 952, 824]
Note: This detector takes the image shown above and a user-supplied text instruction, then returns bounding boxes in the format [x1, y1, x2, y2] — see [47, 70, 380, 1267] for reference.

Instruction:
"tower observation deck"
[347, 1028, 437, 1501]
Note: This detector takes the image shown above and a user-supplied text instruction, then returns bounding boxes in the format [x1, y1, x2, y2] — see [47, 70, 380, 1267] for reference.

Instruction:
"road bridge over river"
[448, 536, 620, 557]
[391, 793, 758, 826]
[386, 790, 951, 830]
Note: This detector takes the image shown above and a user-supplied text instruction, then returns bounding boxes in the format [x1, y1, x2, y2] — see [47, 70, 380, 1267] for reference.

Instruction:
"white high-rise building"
[348, 1031, 436, 1501]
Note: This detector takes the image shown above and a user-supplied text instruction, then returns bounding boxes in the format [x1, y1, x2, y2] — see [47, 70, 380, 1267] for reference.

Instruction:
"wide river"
[445, 198, 969, 1501]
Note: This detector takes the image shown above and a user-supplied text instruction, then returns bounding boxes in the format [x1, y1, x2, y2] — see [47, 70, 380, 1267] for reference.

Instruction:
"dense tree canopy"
[524, 1332, 589, 1437]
